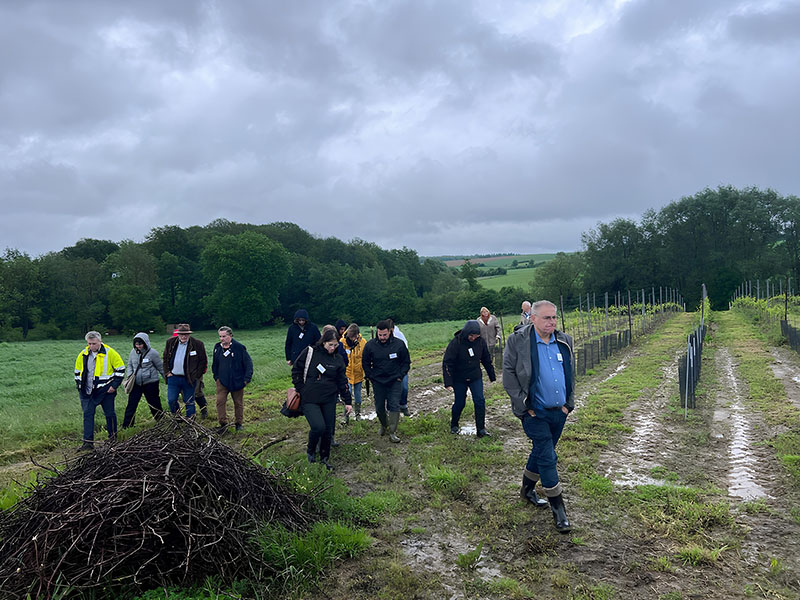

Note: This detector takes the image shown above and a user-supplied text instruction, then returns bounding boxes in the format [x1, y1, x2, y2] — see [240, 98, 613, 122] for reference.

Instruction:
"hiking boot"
[216, 423, 228, 434]
[307, 452, 316, 464]
[477, 429, 491, 438]
[450, 425, 460, 435]
[201, 408, 208, 419]
[400, 405, 410, 417]
[235, 424, 243, 432]
[320, 458, 334, 471]
[77, 442, 94, 452]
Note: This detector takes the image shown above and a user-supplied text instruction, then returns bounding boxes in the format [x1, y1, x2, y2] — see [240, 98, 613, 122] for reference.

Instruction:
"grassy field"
[442, 253, 557, 268]
[477, 266, 537, 291]
[0, 319, 465, 463]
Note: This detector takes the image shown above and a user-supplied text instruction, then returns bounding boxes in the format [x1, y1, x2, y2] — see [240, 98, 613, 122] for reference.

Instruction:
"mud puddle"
[601, 361, 628, 382]
[713, 348, 770, 501]
[599, 358, 680, 489]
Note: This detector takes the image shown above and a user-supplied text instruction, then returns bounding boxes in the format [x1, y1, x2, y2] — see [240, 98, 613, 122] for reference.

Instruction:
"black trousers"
[123, 381, 163, 427]
[304, 400, 337, 459]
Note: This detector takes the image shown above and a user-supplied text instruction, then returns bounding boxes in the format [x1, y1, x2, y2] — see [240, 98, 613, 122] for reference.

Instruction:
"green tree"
[459, 259, 480, 291]
[533, 253, 584, 306]
[0, 249, 42, 339]
[104, 241, 160, 331]
[201, 231, 290, 328]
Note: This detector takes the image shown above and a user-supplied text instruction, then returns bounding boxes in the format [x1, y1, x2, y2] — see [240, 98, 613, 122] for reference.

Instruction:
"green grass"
[477, 267, 537, 291]
[0, 320, 467, 464]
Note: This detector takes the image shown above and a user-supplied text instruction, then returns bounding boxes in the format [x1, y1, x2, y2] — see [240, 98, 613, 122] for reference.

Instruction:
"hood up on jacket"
[133, 331, 151, 352]
[294, 309, 311, 323]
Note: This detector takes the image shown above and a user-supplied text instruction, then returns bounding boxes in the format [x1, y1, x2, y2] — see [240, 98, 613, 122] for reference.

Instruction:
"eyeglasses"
[536, 315, 558, 322]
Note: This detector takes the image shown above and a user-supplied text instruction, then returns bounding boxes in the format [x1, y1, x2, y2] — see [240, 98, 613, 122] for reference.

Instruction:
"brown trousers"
[215, 380, 244, 425]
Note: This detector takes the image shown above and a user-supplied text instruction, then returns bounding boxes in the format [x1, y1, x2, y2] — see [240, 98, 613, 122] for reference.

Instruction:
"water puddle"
[718, 349, 769, 500]
[400, 533, 501, 597]
[458, 425, 477, 435]
[418, 387, 444, 398]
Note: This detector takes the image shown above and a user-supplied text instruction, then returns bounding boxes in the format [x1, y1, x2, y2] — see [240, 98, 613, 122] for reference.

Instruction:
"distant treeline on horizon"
[1, 185, 798, 341]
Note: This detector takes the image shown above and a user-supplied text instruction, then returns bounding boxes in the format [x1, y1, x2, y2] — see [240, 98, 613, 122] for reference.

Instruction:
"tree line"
[0, 220, 528, 340]
[530, 186, 800, 311]
[3, 185, 797, 341]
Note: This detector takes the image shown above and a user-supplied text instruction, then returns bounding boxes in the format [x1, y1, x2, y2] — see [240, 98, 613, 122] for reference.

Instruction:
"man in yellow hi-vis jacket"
[74, 331, 126, 450]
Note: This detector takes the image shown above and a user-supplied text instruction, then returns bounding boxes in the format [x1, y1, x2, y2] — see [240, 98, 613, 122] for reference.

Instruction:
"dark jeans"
[400, 374, 409, 407]
[184, 378, 207, 411]
[372, 379, 401, 427]
[167, 375, 195, 417]
[522, 408, 568, 489]
[122, 381, 163, 427]
[80, 388, 117, 442]
[304, 401, 337, 459]
[451, 379, 485, 430]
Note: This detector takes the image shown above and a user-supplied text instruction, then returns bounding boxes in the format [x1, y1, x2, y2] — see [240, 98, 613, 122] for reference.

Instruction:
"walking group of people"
[74, 324, 253, 451]
[74, 299, 576, 533]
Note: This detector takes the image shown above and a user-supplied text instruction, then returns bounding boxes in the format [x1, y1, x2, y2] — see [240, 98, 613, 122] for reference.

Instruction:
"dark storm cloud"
[1, 0, 799, 257]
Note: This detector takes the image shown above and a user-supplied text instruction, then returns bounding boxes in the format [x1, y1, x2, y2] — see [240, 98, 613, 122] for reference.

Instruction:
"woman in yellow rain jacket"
[341, 323, 367, 419]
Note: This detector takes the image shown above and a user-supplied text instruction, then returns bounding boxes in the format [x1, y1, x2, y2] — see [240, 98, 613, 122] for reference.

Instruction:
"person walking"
[212, 326, 253, 432]
[443, 320, 496, 437]
[503, 300, 575, 533]
[362, 320, 410, 443]
[122, 332, 165, 428]
[520, 301, 532, 326]
[292, 328, 352, 469]
[163, 323, 207, 419]
[342, 323, 367, 419]
[478, 306, 502, 370]
[285, 309, 321, 365]
[74, 331, 125, 450]
[387, 318, 411, 416]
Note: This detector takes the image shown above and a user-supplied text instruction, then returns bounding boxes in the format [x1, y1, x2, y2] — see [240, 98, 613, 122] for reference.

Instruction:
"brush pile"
[0, 418, 315, 599]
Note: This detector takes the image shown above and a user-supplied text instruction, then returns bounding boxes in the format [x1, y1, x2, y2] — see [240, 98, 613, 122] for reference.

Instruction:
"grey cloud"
[726, 2, 800, 45]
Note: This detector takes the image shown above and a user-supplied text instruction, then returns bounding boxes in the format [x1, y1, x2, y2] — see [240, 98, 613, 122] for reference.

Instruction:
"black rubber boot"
[521, 474, 548, 508]
[548, 493, 572, 533]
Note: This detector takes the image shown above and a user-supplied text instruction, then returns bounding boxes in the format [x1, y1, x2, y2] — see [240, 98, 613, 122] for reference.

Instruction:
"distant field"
[442, 253, 556, 267]
[477, 267, 537, 291]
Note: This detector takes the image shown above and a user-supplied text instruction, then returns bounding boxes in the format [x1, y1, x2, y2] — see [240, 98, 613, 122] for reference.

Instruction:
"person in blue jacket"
[285, 309, 321, 365]
[212, 326, 253, 432]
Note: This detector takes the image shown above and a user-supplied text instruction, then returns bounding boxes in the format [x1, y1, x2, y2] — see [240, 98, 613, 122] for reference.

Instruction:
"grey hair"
[531, 300, 557, 315]
[218, 326, 233, 336]
[85, 331, 102, 342]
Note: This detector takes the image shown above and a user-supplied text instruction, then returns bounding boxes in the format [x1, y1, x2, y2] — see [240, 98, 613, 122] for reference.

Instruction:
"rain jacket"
[126, 332, 165, 386]
[341, 334, 367, 384]
[442, 329, 496, 388]
[285, 309, 321, 363]
[212, 338, 253, 392]
[74, 343, 126, 393]
[163, 335, 207, 384]
[362, 333, 410, 384]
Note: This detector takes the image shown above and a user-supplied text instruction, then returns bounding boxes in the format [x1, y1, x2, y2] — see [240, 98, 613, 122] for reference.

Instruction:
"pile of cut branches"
[0, 418, 316, 599]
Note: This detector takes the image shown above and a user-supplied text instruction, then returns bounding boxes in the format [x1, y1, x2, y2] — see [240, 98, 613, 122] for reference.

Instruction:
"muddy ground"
[318, 319, 800, 600]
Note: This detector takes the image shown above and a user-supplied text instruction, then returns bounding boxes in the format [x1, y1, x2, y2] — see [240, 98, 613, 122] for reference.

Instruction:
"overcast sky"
[2, 0, 799, 258]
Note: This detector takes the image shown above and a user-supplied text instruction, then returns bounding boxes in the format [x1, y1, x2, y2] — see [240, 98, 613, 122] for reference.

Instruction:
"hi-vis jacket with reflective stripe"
[74, 344, 126, 393]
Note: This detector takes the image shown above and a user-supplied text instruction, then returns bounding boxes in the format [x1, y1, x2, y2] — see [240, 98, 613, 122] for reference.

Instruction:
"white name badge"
[142, 358, 151, 363]
[316, 363, 326, 373]
[299, 332, 304, 339]
[389, 353, 397, 359]
[190, 351, 197, 356]
[223, 350, 230, 357]
[346, 349, 351, 354]
[556, 353, 563, 362]
[468, 348, 474, 357]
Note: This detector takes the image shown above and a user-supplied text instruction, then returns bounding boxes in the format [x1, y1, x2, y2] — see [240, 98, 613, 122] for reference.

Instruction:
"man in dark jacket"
[163, 323, 207, 419]
[443, 320, 496, 437]
[212, 326, 253, 432]
[362, 319, 410, 443]
[503, 300, 575, 533]
[285, 309, 321, 365]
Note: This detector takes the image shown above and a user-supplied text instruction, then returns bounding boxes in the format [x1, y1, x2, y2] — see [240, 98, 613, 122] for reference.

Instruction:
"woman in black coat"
[292, 328, 352, 469]
[442, 320, 496, 437]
